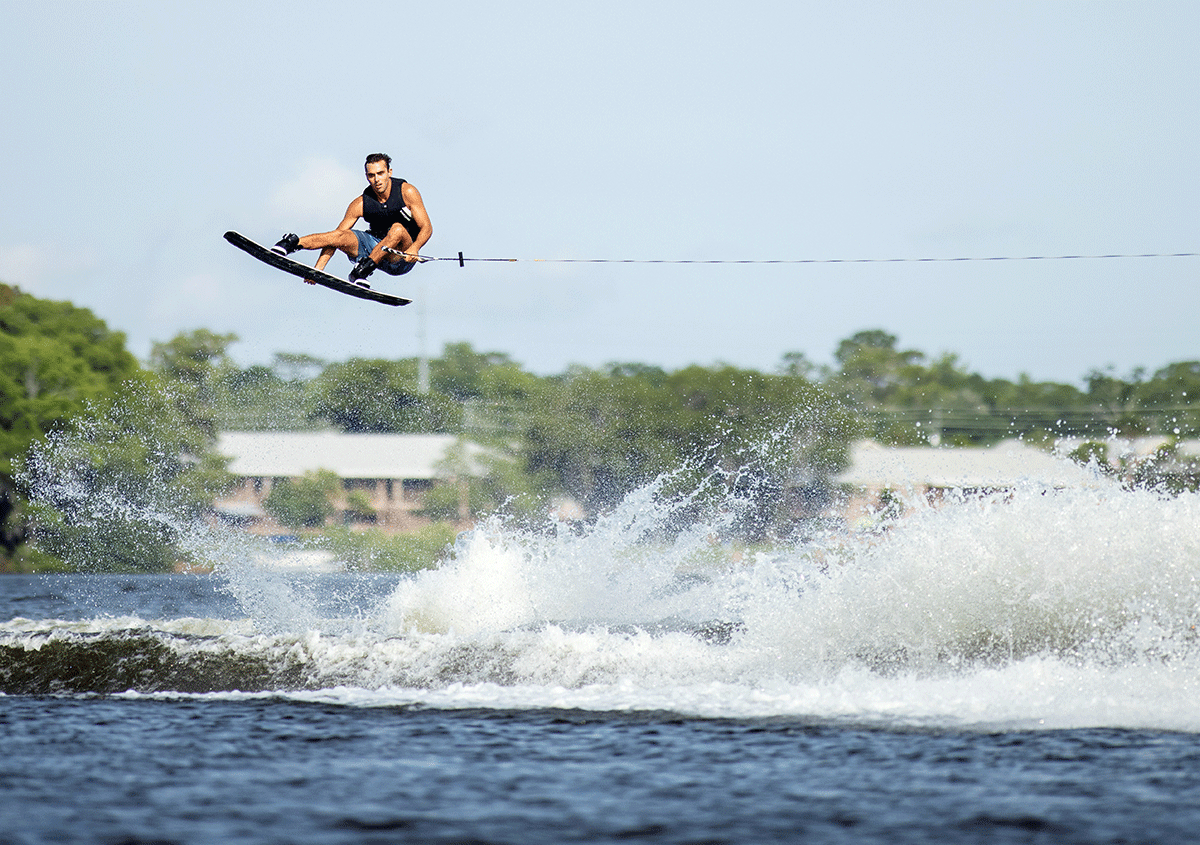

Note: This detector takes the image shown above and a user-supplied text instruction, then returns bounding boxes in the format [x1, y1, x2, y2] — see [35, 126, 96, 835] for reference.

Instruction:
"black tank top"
[362, 178, 420, 240]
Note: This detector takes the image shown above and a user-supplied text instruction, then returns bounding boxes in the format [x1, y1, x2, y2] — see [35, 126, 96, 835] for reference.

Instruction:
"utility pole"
[417, 275, 429, 394]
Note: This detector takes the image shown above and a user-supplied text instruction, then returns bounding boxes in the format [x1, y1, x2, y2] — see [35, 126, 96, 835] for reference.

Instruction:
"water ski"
[223, 231, 412, 307]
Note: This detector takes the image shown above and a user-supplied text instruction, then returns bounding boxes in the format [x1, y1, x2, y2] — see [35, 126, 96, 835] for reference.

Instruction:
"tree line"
[3, 283, 1198, 571]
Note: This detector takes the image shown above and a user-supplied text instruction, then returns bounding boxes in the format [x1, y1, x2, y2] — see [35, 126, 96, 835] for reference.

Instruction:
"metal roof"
[836, 439, 1110, 490]
[216, 431, 487, 480]
[1054, 436, 1200, 461]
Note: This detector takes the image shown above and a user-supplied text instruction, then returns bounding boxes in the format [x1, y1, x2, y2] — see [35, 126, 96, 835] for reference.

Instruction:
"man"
[271, 153, 433, 285]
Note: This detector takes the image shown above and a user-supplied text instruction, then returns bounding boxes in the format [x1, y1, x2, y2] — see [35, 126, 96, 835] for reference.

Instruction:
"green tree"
[306, 358, 461, 432]
[430, 342, 539, 437]
[263, 469, 340, 529]
[421, 437, 548, 525]
[271, 352, 327, 384]
[22, 377, 235, 572]
[1135, 361, 1200, 436]
[215, 361, 315, 431]
[830, 329, 925, 403]
[148, 328, 239, 440]
[660, 363, 857, 533]
[430, 342, 535, 402]
[17, 326, 237, 572]
[823, 329, 1105, 445]
[522, 365, 676, 513]
[1084, 366, 1146, 435]
[521, 361, 855, 533]
[0, 284, 141, 568]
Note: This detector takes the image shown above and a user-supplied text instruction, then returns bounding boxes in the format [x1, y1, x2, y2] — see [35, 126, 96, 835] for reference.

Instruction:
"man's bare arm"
[367, 184, 433, 265]
[399, 182, 433, 260]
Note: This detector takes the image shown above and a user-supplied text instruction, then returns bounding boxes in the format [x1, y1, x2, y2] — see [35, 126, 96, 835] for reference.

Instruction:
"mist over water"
[360, 478, 1200, 730]
[10, 417, 1200, 732]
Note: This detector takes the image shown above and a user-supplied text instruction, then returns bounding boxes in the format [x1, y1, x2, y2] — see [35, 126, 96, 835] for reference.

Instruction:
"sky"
[2, 1, 1197, 384]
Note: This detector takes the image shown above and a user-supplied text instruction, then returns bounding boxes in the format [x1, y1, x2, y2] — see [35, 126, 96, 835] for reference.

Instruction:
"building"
[213, 431, 488, 534]
[835, 439, 1112, 525]
[1054, 435, 1200, 469]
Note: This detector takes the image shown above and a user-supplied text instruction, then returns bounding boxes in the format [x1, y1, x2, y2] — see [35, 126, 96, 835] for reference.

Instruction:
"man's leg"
[369, 223, 415, 267]
[272, 230, 359, 258]
[348, 230, 391, 283]
[300, 230, 360, 257]
[352, 225, 415, 282]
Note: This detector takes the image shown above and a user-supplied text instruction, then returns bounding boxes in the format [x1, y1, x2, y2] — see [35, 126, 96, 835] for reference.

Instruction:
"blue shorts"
[353, 230, 416, 276]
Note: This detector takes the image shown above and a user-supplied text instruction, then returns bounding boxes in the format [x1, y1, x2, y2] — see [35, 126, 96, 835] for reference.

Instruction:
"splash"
[357, 476, 1200, 728]
[382, 468, 749, 636]
[738, 485, 1200, 672]
[379, 478, 1200, 668]
[18, 388, 361, 633]
[13, 399, 1200, 728]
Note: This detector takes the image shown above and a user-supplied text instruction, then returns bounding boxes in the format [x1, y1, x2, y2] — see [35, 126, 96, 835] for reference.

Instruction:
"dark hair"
[365, 153, 392, 168]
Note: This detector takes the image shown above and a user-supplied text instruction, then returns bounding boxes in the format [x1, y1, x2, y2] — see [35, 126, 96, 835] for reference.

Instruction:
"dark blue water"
[4, 694, 1200, 845]
[3, 574, 1200, 844]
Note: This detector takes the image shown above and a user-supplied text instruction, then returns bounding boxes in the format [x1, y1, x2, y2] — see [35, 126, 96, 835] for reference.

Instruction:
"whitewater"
[6, 472, 1200, 731]
[7, 445, 1200, 842]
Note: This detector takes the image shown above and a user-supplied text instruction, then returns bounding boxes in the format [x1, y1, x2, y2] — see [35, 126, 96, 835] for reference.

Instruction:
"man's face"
[365, 161, 391, 196]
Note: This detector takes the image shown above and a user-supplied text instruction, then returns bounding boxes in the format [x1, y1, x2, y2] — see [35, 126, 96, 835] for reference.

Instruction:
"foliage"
[208, 352, 328, 431]
[263, 469, 340, 529]
[217, 363, 308, 431]
[518, 362, 856, 535]
[305, 358, 461, 432]
[317, 523, 457, 572]
[1125, 442, 1200, 494]
[148, 328, 240, 440]
[186, 331, 1200, 529]
[13, 325, 269, 572]
[0, 286, 141, 468]
[1066, 440, 1113, 472]
[343, 490, 376, 522]
[1132, 361, 1200, 437]
[13, 326, 240, 572]
[12, 290, 1200, 572]
[0, 284, 143, 568]
[431, 342, 539, 404]
[812, 328, 1198, 446]
[418, 481, 469, 523]
[20, 377, 235, 572]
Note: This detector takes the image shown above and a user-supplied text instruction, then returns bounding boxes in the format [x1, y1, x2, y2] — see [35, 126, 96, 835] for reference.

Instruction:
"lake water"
[4, 478, 1200, 843]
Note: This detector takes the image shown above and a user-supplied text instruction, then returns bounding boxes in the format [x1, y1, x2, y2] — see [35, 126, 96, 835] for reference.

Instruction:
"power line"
[874, 406, 1200, 418]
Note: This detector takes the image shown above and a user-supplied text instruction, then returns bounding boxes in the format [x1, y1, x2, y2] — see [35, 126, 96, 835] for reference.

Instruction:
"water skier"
[270, 153, 433, 285]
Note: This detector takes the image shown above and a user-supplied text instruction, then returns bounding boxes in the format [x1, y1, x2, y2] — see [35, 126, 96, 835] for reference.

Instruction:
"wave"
[14, 422, 1200, 729]
[4, 483, 1200, 729]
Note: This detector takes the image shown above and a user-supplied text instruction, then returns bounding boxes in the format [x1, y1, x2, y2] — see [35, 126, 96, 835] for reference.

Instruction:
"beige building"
[835, 439, 1112, 525]
[1054, 435, 1200, 470]
[213, 431, 487, 534]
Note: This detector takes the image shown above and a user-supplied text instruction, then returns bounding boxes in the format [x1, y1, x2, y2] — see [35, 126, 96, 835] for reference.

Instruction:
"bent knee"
[386, 223, 414, 246]
[327, 230, 361, 254]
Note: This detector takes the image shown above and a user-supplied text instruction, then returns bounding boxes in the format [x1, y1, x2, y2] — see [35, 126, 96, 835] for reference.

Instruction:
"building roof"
[836, 439, 1110, 491]
[1055, 436, 1200, 462]
[216, 431, 487, 480]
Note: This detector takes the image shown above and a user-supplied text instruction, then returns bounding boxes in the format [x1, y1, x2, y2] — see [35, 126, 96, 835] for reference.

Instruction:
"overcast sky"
[3, 1, 1196, 383]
